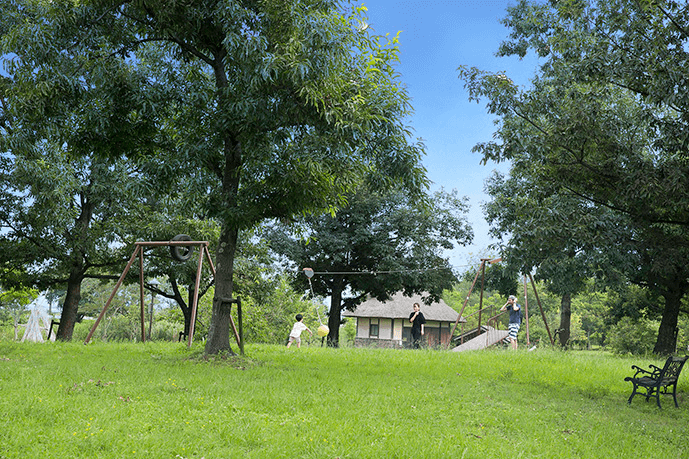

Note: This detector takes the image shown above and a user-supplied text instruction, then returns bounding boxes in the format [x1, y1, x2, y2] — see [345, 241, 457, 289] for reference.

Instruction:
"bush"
[607, 317, 657, 355]
[151, 319, 183, 341]
[71, 321, 94, 342]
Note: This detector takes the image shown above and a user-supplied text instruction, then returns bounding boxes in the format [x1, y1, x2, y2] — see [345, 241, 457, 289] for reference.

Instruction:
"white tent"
[21, 308, 52, 342]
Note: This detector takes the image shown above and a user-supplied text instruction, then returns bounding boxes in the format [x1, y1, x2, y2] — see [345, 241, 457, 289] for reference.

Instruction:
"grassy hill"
[0, 341, 687, 458]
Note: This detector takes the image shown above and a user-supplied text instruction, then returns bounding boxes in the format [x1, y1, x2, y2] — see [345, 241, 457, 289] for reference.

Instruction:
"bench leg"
[627, 383, 640, 404]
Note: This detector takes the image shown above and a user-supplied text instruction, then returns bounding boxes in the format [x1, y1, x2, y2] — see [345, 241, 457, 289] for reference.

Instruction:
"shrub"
[151, 319, 183, 341]
[607, 317, 656, 355]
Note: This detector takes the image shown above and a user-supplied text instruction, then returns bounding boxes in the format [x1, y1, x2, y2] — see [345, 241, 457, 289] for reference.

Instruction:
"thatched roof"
[343, 292, 465, 323]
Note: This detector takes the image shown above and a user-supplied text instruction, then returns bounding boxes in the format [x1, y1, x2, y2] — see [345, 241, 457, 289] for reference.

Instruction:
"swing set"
[447, 258, 554, 350]
[84, 238, 243, 353]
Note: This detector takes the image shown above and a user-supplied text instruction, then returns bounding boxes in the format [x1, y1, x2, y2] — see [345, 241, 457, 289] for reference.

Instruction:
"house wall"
[354, 318, 455, 349]
[354, 317, 369, 341]
[357, 318, 370, 339]
[393, 319, 403, 340]
[379, 318, 393, 339]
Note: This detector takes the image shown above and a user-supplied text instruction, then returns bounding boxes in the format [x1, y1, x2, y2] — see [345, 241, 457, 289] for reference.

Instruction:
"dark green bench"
[624, 355, 688, 408]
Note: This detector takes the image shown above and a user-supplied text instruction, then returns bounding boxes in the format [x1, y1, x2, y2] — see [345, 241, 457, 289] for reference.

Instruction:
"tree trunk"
[56, 271, 83, 341]
[57, 191, 92, 341]
[327, 275, 344, 348]
[558, 293, 571, 348]
[653, 283, 685, 355]
[205, 223, 239, 354]
[168, 276, 197, 338]
[203, 57, 242, 351]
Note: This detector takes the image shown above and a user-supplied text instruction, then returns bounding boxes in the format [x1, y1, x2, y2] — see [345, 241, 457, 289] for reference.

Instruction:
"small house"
[343, 292, 465, 349]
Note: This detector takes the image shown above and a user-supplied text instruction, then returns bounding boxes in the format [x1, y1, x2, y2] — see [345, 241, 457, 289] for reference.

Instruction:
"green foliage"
[607, 317, 658, 355]
[0, 0, 433, 352]
[460, 260, 519, 298]
[267, 185, 472, 346]
[573, 290, 608, 347]
[0, 285, 38, 324]
[20, 0, 430, 353]
[463, 0, 689, 355]
[239, 276, 323, 345]
[0, 285, 39, 339]
[677, 314, 689, 354]
[0, 0, 176, 340]
[340, 317, 356, 346]
[604, 284, 662, 323]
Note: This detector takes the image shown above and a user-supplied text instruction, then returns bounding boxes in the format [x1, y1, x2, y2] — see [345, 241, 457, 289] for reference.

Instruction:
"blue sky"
[364, 1, 539, 270]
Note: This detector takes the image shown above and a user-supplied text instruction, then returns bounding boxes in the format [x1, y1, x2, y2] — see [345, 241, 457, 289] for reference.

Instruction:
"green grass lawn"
[0, 341, 687, 458]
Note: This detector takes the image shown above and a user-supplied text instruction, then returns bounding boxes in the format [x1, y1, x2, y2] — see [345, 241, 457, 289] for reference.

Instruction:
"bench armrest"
[630, 365, 655, 378]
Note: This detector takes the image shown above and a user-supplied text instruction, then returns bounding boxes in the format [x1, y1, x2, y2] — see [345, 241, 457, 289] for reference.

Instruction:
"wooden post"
[84, 246, 140, 344]
[139, 248, 146, 342]
[237, 297, 244, 355]
[523, 274, 530, 345]
[528, 273, 554, 345]
[187, 242, 206, 349]
[448, 259, 485, 347]
[478, 259, 487, 333]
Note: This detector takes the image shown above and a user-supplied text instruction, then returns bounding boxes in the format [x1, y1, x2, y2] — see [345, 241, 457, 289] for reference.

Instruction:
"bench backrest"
[660, 355, 688, 384]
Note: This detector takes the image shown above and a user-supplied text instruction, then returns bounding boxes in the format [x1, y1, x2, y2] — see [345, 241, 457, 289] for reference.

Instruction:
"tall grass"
[0, 341, 687, 458]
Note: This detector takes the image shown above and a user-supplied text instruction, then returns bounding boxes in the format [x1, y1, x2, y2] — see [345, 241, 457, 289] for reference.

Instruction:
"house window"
[369, 318, 379, 338]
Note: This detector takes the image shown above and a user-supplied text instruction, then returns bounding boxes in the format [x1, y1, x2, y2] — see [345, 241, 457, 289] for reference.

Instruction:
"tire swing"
[170, 234, 193, 262]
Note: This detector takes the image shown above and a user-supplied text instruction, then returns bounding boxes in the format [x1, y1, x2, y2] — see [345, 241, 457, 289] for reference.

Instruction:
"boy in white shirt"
[287, 314, 312, 348]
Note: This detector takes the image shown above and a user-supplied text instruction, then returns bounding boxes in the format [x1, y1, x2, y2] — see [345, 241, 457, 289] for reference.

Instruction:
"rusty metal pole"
[228, 311, 241, 351]
[237, 297, 243, 355]
[448, 259, 484, 347]
[478, 259, 487, 333]
[139, 248, 146, 342]
[187, 242, 206, 348]
[523, 274, 530, 345]
[148, 290, 155, 341]
[203, 244, 216, 276]
[528, 273, 554, 345]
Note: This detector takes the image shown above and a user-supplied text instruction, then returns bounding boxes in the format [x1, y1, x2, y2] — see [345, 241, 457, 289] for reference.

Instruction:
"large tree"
[483, 168, 614, 347]
[53, 0, 427, 354]
[0, 0, 174, 340]
[1, 1, 427, 352]
[267, 186, 473, 347]
[0, 151, 157, 340]
[460, 0, 689, 354]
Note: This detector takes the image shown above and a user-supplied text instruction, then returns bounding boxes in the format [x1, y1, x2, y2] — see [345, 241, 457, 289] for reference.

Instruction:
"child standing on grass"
[287, 314, 312, 348]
